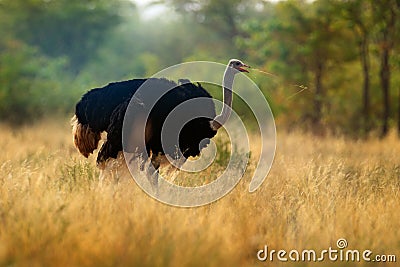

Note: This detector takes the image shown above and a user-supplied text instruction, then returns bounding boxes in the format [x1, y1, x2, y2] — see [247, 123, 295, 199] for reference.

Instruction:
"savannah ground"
[0, 118, 399, 267]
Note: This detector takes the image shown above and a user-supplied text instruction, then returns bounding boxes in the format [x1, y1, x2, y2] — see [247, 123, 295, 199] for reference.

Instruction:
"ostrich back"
[75, 79, 147, 132]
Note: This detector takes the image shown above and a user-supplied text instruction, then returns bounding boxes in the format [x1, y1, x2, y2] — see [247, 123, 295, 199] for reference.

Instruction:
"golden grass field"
[0, 119, 399, 266]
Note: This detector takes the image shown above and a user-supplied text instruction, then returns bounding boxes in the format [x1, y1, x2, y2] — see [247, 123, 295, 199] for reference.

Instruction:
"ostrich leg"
[169, 156, 187, 182]
[146, 153, 162, 195]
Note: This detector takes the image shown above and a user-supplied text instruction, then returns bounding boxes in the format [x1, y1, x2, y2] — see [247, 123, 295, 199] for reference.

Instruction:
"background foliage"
[0, 0, 399, 137]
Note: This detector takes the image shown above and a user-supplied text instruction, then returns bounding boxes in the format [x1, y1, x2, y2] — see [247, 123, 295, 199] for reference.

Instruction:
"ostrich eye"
[234, 62, 240, 66]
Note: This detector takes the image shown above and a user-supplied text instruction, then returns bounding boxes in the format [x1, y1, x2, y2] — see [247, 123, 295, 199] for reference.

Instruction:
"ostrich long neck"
[210, 66, 235, 131]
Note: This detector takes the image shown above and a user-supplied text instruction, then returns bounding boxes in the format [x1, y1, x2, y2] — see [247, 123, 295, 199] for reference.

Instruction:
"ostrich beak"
[238, 64, 250, 73]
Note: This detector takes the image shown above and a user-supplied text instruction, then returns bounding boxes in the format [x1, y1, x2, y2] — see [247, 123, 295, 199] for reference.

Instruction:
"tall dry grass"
[0, 119, 399, 266]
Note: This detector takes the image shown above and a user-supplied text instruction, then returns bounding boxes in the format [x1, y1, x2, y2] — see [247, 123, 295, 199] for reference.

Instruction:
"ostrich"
[72, 59, 250, 179]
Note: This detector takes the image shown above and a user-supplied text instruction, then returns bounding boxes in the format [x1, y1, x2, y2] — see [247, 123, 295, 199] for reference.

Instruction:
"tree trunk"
[380, 42, 390, 138]
[313, 60, 324, 134]
[398, 86, 400, 136]
[360, 36, 371, 134]
[379, 6, 396, 138]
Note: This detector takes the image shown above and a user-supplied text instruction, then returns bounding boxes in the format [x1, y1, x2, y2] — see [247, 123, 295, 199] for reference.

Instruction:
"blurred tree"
[371, 0, 399, 137]
[0, 0, 136, 124]
[305, 1, 351, 133]
[160, 0, 241, 38]
[0, 38, 68, 124]
[159, 0, 263, 58]
[2, 0, 127, 74]
[241, 1, 351, 133]
[342, 0, 374, 135]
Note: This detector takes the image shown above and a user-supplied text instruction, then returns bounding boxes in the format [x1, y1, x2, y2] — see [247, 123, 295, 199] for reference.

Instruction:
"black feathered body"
[75, 79, 147, 132]
[73, 78, 217, 167]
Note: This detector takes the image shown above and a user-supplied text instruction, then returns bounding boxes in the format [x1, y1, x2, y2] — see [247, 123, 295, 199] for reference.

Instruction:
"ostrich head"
[228, 59, 250, 73]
